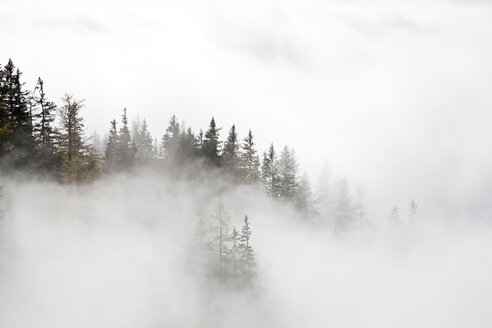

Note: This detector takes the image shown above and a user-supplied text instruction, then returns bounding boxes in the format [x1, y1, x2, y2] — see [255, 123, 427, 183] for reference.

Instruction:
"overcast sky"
[2, 0, 492, 217]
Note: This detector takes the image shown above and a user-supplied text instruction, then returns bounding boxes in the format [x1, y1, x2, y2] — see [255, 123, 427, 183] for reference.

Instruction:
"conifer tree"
[278, 146, 298, 200]
[1, 60, 35, 169]
[408, 200, 418, 222]
[239, 129, 260, 183]
[261, 143, 281, 199]
[136, 119, 154, 163]
[57, 94, 94, 183]
[161, 114, 181, 164]
[31, 77, 58, 171]
[210, 204, 231, 279]
[0, 62, 12, 159]
[295, 172, 312, 217]
[222, 125, 240, 175]
[239, 215, 255, 281]
[202, 117, 222, 166]
[115, 108, 136, 170]
[333, 177, 353, 232]
[104, 119, 118, 171]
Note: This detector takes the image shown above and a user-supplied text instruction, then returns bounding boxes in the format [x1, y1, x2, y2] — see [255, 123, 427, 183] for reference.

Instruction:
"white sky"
[2, 0, 492, 216]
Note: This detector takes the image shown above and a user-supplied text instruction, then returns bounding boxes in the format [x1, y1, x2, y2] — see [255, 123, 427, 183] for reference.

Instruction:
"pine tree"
[1, 60, 35, 169]
[202, 117, 222, 166]
[0, 62, 13, 160]
[57, 94, 94, 183]
[210, 204, 232, 279]
[261, 143, 281, 199]
[295, 172, 312, 218]
[161, 114, 181, 165]
[333, 177, 353, 232]
[408, 200, 418, 222]
[31, 77, 58, 172]
[104, 119, 118, 171]
[278, 146, 298, 200]
[239, 215, 255, 282]
[136, 119, 154, 163]
[239, 129, 260, 183]
[115, 108, 136, 170]
[222, 125, 240, 176]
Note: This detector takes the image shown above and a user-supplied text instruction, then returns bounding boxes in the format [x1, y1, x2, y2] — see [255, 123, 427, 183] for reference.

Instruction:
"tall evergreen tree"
[295, 172, 313, 218]
[333, 177, 353, 232]
[222, 125, 240, 175]
[239, 215, 255, 281]
[0, 62, 12, 160]
[261, 143, 281, 199]
[1, 60, 35, 169]
[202, 117, 221, 166]
[115, 108, 136, 170]
[57, 94, 94, 183]
[161, 114, 181, 164]
[278, 146, 298, 200]
[136, 119, 154, 163]
[239, 129, 260, 183]
[104, 119, 118, 171]
[31, 77, 58, 171]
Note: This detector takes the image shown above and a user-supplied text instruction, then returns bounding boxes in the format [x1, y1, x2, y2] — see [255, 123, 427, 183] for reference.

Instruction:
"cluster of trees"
[0, 59, 99, 183]
[0, 59, 418, 231]
[193, 205, 256, 286]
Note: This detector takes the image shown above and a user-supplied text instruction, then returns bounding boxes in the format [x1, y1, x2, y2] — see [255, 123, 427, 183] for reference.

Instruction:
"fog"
[1, 172, 491, 328]
[2, 0, 492, 326]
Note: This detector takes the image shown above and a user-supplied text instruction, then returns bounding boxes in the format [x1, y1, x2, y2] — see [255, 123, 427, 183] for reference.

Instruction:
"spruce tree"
[202, 117, 221, 166]
[333, 177, 353, 232]
[0, 62, 12, 159]
[136, 119, 154, 163]
[261, 144, 281, 199]
[222, 125, 240, 176]
[116, 108, 136, 170]
[278, 146, 298, 200]
[57, 94, 94, 183]
[161, 114, 181, 165]
[104, 119, 118, 171]
[2, 60, 35, 169]
[239, 129, 260, 183]
[239, 215, 255, 282]
[31, 77, 58, 172]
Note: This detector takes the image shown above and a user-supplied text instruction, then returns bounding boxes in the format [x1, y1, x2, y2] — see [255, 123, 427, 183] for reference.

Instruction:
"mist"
[1, 171, 492, 328]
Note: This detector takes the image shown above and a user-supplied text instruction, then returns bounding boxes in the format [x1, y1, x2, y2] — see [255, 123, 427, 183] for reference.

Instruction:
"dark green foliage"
[202, 117, 222, 166]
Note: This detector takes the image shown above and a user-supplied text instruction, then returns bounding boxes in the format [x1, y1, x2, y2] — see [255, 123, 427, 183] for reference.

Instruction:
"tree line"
[0, 58, 417, 230]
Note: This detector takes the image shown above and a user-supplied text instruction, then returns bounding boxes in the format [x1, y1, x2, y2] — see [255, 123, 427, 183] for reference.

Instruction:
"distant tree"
[57, 94, 95, 183]
[202, 117, 222, 166]
[104, 119, 118, 171]
[239, 129, 260, 183]
[239, 215, 255, 282]
[222, 125, 240, 176]
[115, 108, 136, 170]
[408, 200, 418, 222]
[295, 172, 313, 217]
[261, 144, 281, 199]
[278, 146, 298, 200]
[161, 114, 181, 164]
[31, 77, 58, 172]
[0, 62, 13, 160]
[354, 184, 368, 228]
[389, 206, 399, 222]
[136, 119, 154, 163]
[210, 204, 231, 279]
[1, 60, 35, 169]
[333, 177, 353, 232]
